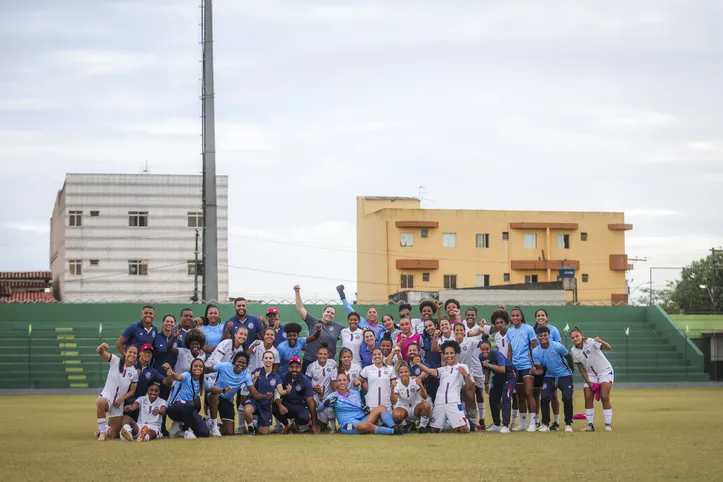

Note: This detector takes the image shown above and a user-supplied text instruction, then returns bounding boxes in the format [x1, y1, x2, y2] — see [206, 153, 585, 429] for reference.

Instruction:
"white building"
[50, 173, 229, 302]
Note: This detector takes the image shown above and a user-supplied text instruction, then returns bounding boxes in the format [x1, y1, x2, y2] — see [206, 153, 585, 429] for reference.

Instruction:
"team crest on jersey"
[585, 350, 591, 355]
[383, 370, 389, 375]
[542, 383, 548, 390]
[410, 387, 417, 393]
[354, 334, 361, 340]
[430, 417, 436, 423]
[329, 327, 334, 332]
[282, 333, 288, 339]
[295, 384, 301, 391]
[144, 372, 152, 380]
[462, 346, 468, 351]
[248, 323, 254, 330]
[236, 378, 241, 383]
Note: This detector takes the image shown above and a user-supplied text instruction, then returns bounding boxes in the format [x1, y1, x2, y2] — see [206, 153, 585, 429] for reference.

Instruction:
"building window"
[128, 211, 149, 227]
[187, 211, 203, 228]
[475, 233, 490, 248]
[476, 274, 490, 287]
[401, 274, 414, 289]
[557, 234, 570, 249]
[90, 210, 100, 217]
[582, 274, 589, 283]
[422, 272, 430, 282]
[503, 273, 510, 282]
[523, 234, 537, 249]
[525, 274, 539, 284]
[68, 260, 82, 276]
[502, 232, 509, 241]
[89, 259, 99, 266]
[400, 232, 414, 247]
[188, 260, 203, 276]
[581, 232, 588, 241]
[69, 211, 82, 227]
[128, 260, 149, 276]
[421, 228, 429, 238]
[442, 233, 456, 248]
[443, 274, 457, 289]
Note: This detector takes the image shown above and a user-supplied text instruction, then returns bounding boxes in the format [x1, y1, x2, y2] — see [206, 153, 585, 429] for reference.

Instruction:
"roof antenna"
[418, 186, 436, 205]
[142, 161, 149, 174]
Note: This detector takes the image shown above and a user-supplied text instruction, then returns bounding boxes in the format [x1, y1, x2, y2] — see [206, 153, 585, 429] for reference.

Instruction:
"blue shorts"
[516, 368, 531, 383]
[244, 399, 273, 427]
[338, 413, 367, 434]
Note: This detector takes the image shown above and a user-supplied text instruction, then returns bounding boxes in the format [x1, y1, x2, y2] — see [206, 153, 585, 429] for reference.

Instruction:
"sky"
[1, 0, 721, 303]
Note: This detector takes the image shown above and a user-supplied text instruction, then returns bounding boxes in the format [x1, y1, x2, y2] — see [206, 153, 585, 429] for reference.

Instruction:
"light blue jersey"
[507, 324, 537, 370]
[169, 372, 210, 404]
[322, 390, 366, 427]
[214, 362, 253, 401]
[548, 324, 561, 343]
[201, 324, 224, 348]
[532, 341, 572, 377]
[277, 337, 307, 377]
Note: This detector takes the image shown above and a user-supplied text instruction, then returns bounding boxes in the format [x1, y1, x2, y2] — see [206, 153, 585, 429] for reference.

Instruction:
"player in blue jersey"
[273, 356, 320, 434]
[479, 338, 516, 433]
[116, 305, 157, 355]
[533, 308, 563, 430]
[245, 351, 290, 435]
[359, 329, 377, 368]
[506, 307, 539, 432]
[204, 351, 260, 436]
[419, 318, 441, 402]
[532, 326, 575, 433]
[321, 372, 402, 435]
[337, 284, 386, 341]
[277, 322, 321, 377]
[200, 304, 225, 354]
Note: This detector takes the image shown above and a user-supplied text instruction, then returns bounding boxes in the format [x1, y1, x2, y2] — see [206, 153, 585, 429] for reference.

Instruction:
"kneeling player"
[120, 381, 168, 442]
[322, 372, 402, 435]
[95, 343, 138, 441]
[245, 351, 288, 435]
[390, 363, 432, 433]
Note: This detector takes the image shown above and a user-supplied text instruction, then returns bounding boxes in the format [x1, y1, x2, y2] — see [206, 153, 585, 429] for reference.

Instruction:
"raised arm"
[293, 284, 308, 320]
[304, 324, 322, 344]
[594, 336, 612, 350]
[96, 343, 112, 362]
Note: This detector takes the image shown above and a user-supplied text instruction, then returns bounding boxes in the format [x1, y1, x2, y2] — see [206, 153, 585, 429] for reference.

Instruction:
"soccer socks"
[466, 404, 478, 421]
[511, 409, 519, 424]
[375, 426, 395, 435]
[554, 414, 560, 424]
[477, 403, 485, 421]
[380, 411, 396, 428]
[520, 413, 527, 426]
[586, 408, 595, 425]
[420, 416, 430, 428]
[603, 409, 612, 425]
[97, 418, 107, 434]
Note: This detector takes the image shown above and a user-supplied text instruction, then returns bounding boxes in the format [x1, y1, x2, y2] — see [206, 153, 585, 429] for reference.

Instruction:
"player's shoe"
[393, 425, 404, 435]
[169, 421, 182, 438]
[468, 419, 476, 432]
[120, 424, 134, 441]
[418, 426, 430, 434]
[605, 424, 613, 432]
[550, 422, 560, 431]
[273, 422, 284, 434]
[526, 423, 537, 432]
[511, 424, 524, 432]
[183, 430, 197, 440]
[565, 425, 573, 433]
[97, 430, 106, 441]
[211, 424, 222, 437]
[486, 424, 501, 432]
[94, 429, 100, 439]
[500, 426, 510, 433]
[538, 425, 550, 432]
[137, 425, 149, 442]
[476, 422, 486, 431]
[582, 424, 595, 432]
[247, 425, 257, 436]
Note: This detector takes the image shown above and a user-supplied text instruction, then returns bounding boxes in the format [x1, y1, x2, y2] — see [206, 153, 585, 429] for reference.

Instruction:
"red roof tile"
[0, 292, 56, 303]
[0, 271, 52, 280]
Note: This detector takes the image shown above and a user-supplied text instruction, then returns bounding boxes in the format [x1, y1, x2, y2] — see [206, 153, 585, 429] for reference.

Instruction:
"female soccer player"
[381, 314, 400, 341]
[119, 380, 168, 442]
[200, 304, 225, 354]
[245, 351, 289, 435]
[416, 300, 438, 334]
[453, 322, 486, 430]
[379, 335, 396, 365]
[444, 299, 463, 325]
[532, 326, 574, 433]
[340, 312, 364, 364]
[167, 328, 207, 374]
[305, 343, 338, 432]
[533, 308, 563, 430]
[394, 318, 421, 361]
[95, 343, 138, 441]
[337, 284, 385, 341]
[491, 309, 519, 425]
[434, 319, 455, 363]
[479, 338, 515, 433]
[355, 347, 396, 410]
[321, 372, 401, 435]
[420, 319, 441, 402]
[506, 307, 539, 432]
[390, 363, 432, 432]
[414, 341, 472, 433]
[359, 329, 377, 368]
[335, 347, 362, 390]
[248, 327, 280, 373]
[570, 328, 614, 432]
[276, 322, 321, 377]
[206, 326, 248, 367]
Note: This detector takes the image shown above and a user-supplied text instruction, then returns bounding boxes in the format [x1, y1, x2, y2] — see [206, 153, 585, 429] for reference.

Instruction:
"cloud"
[5, 222, 49, 234]
[626, 208, 680, 217]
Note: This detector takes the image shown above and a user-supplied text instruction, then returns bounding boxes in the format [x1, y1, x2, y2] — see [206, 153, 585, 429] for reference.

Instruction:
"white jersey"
[462, 323, 491, 340]
[136, 395, 167, 427]
[571, 338, 613, 375]
[494, 331, 509, 353]
[174, 348, 206, 374]
[435, 362, 469, 404]
[205, 339, 244, 367]
[411, 318, 426, 335]
[334, 362, 362, 391]
[305, 360, 338, 402]
[436, 334, 455, 346]
[360, 364, 396, 409]
[393, 378, 425, 409]
[458, 337, 483, 377]
[340, 327, 364, 364]
[248, 343, 280, 373]
[100, 354, 139, 402]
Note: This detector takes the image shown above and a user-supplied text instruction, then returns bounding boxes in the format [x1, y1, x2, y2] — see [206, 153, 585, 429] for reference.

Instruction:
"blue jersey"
[214, 362, 253, 401]
[532, 341, 573, 377]
[152, 331, 177, 370]
[281, 373, 314, 405]
[224, 314, 263, 349]
[410, 361, 428, 378]
[421, 333, 442, 368]
[379, 329, 401, 344]
[359, 343, 375, 368]
[549, 324, 561, 343]
[480, 349, 510, 370]
[323, 390, 365, 426]
[277, 337, 307, 377]
[121, 321, 158, 352]
[130, 364, 165, 402]
[273, 325, 287, 347]
[201, 324, 224, 348]
[169, 372, 210, 404]
[252, 368, 283, 407]
[507, 324, 537, 370]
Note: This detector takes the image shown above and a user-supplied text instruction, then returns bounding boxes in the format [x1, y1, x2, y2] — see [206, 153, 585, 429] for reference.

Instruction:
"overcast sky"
[1, 0, 721, 303]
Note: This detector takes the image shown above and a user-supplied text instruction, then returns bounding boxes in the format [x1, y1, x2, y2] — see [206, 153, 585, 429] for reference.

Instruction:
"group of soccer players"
[94, 284, 615, 441]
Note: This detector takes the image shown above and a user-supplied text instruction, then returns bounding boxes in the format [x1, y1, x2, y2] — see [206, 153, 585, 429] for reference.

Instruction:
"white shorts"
[474, 375, 485, 389]
[394, 401, 426, 421]
[430, 402, 467, 430]
[99, 395, 124, 418]
[239, 387, 250, 396]
[139, 424, 162, 438]
[583, 369, 614, 387]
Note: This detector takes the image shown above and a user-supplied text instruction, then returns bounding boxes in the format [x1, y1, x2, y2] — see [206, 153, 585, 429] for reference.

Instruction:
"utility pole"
[192, 229, 200, 303]
[712, 248, 720, 315]
[201, 0, 218, 302]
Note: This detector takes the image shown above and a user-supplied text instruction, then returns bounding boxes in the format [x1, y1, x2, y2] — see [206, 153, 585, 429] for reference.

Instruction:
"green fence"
[0, 303, 710, 389]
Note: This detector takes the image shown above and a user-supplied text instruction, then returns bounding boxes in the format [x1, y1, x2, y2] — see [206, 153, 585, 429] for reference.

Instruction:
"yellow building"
[356, 196, 633, 305]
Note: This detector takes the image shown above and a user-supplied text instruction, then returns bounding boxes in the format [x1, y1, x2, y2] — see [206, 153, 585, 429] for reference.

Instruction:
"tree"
[671, 253, 723, 314]
[637, 281, 679, 313]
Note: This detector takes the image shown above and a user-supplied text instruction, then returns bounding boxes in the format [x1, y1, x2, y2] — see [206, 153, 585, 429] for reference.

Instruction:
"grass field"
[0, 389, 721, 481]
[670, 314, 723, 339]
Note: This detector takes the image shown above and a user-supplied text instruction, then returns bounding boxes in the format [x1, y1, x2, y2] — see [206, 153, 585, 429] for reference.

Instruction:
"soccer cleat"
[120, 424, 133, 442]
[538, 425, 550, 432]
[137, 426, 149, 442]
[476, 422, 486, 431]
[211, 424, 222, 437]
[582, 424, 595, 432]
[273, 423, 284, 434]
[486, 425, 501, 432]
[468, 419, 476, 432]
[526, 423, 537, 432]
[565, 425, 573, 433]
[169, 421, 182, 438]
[500, 426, 510, 433]
[418, 426, 430, 434]
[605, 424, 613, 432]
[97, 431, 107, 441]
[393, 425, 403, 435]
[237, 425, 248, 435]
[247, 425, 257, 436]
[550, 422, 560, 432]
[283, 423, 299, 434]
[184, 430, 197, 440]
[511, 424, 524, 432]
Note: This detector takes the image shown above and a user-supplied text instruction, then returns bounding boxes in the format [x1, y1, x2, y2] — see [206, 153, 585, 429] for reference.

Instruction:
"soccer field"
[0, 389, 720, 481]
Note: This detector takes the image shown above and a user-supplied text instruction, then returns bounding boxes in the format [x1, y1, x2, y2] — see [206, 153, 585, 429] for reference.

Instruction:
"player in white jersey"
[168, 328, 208, 374]
[340, 312, 364, 364]
[119, 381, 168, 442]
[390, 363, 432, 432]
[306, 343, 339, 431]
[414, 340, 473, 433]
[570, 328, 614, 432]
[335, 348, 363, 390]
[249, 328, 280, 373]
[453, 320, 489, 430]
[355, 347, 396, 411]
[435, 318, 455, 364]
[95, 343, 139, 441]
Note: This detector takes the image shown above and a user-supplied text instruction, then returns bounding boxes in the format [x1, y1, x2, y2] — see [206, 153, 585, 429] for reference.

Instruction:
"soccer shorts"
[218, 397, 237, 422]
[318, 405, 335, 424]
[239, 387, 250, 396]
[534, 374, 545, 389]
[99, 395, 124, 418]
[474, 375, 485, 389]
[515, 368, 531, 383]
[430, 402, 467, 430]
[583, 369, 614, 387]
[338, 413, 367, 434]
[244, 399, 273, 426]
[394, 401, 425, 421]
[138, 423, 162, 438]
